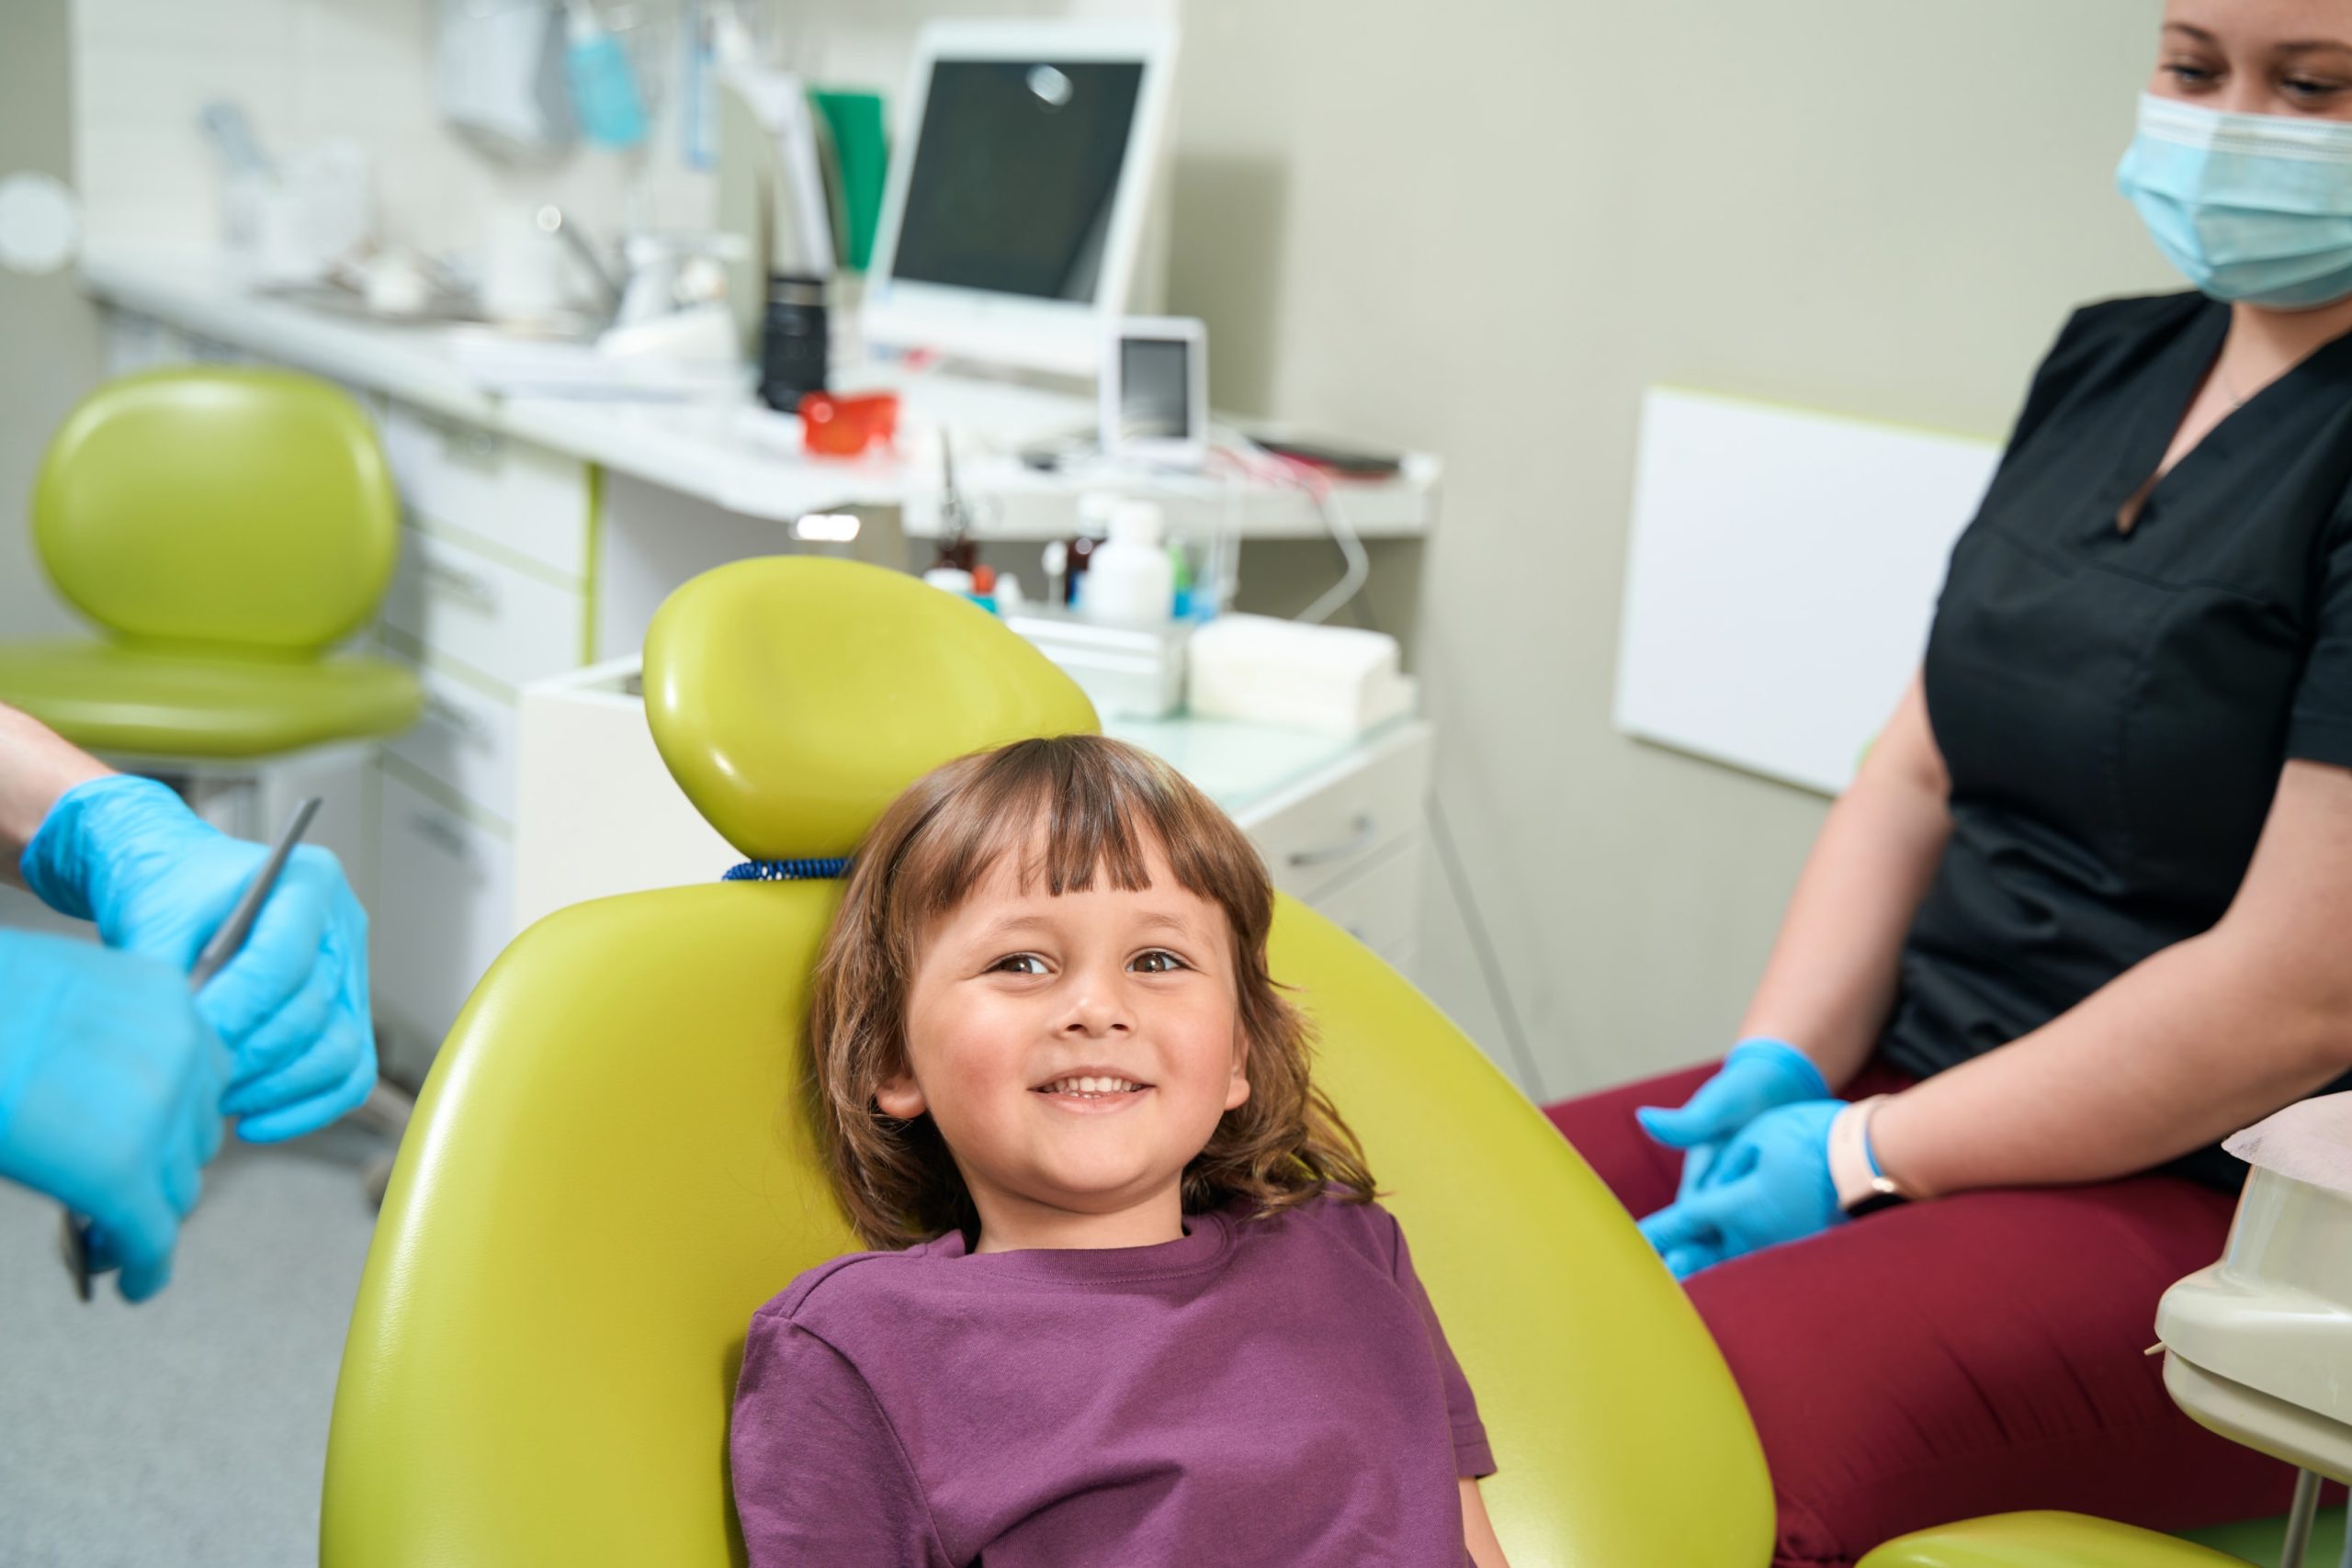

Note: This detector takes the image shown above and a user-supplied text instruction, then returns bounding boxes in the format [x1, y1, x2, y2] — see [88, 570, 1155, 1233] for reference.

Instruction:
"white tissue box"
[1185, 615, 1416, 737]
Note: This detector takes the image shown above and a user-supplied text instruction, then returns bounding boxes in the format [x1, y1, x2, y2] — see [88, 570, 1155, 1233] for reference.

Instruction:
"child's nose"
[1059, 973, 1136, 1037]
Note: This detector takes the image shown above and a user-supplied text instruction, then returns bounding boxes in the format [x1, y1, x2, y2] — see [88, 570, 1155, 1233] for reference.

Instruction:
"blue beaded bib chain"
[722, 856, 852, 882]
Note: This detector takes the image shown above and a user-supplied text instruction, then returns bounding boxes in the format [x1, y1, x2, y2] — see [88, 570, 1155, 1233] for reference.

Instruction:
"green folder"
[810, 88, 887, 274]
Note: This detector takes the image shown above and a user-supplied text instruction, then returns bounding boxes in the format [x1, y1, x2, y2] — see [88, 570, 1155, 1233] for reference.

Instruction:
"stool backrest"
[321, 558, 1771, 1566]
[34, 366, 397, 652]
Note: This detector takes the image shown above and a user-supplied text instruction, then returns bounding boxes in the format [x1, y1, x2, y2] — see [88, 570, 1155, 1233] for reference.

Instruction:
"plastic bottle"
[1080, 501, 1176, 626]
[564, 4, 649, 150]
[1065, 492, 1114, 607]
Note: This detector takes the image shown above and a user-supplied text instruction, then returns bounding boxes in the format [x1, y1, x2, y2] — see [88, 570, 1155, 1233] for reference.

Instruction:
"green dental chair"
[0, 365, 419, 760]
[317, 557, 2252, 1568]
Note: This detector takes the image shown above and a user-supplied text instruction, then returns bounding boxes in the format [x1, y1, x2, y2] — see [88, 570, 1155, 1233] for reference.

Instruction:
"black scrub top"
[1881, 291, 2352, 1189]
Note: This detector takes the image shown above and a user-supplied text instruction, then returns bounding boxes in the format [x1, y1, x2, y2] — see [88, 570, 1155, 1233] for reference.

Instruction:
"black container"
[758, 274, 829, 411]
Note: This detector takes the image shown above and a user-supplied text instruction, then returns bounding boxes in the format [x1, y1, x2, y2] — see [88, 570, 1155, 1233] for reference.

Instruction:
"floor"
[0, 1119, 391, 1568]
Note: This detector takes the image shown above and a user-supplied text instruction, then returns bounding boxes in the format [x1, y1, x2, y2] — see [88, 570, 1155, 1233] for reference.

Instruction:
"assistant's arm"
[1873, 758, 2352, 1193]
[1732, 672, 1953, 1089]
[0, 701, 112, 882]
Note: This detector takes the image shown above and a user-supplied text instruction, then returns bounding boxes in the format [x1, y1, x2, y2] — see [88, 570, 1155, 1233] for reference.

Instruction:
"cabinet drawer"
[373, 767, 514, 1068]
[382, 654, 519, 823]
[382, 401, 589, 579]
[384, 526, 583, 690]
[1249, 728, 1431, 901]
[1304, 833, 1426, 960]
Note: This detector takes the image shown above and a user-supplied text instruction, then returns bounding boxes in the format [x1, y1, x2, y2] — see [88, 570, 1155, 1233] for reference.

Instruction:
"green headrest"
[641, 557, 1100, 861]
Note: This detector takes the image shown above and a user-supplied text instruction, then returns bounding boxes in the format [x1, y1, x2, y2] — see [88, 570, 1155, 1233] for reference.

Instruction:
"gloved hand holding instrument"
[20, 787, 349, 1300]
[0, 931, 230, 1303]
[23, 778, 373, 1143]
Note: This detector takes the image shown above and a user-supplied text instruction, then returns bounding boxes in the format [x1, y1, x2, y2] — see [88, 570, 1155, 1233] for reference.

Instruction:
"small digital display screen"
[891, 60, 1146, 303]
[1119, 336, 1191, 442]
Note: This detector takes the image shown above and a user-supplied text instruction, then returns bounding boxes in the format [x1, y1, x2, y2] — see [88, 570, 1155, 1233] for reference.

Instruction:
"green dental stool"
[318, 557, 2278, 1568]
[0, 365, 420, 767]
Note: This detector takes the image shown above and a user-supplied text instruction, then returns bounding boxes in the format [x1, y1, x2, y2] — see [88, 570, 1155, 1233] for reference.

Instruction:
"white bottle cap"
[1110, 500, 1164, 548]
[1077, 491, 1118, 536]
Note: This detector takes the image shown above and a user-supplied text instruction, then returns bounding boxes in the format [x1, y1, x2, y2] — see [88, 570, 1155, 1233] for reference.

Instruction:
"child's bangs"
[890, 739, 1227, 930]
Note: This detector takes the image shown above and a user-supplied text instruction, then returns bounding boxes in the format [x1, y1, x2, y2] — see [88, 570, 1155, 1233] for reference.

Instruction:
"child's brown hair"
[805, 733, 1375, 1250]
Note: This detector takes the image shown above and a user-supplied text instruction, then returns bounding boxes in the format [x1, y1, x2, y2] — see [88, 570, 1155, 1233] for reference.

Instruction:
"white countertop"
[83, 251, 1440, 541]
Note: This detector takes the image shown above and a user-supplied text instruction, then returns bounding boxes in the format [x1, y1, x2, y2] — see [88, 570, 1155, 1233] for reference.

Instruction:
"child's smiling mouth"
[1032, 1074, 1155, 1111]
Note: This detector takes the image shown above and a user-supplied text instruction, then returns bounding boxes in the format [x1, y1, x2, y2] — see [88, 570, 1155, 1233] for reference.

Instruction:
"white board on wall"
[1614, 388, 2001, 796]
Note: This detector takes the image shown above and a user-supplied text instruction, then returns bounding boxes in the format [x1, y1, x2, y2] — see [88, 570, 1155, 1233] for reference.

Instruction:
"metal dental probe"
[61, 796, 322, 1301]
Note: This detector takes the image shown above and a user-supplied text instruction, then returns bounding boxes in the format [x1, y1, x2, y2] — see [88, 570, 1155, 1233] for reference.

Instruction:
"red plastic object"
[799, 390, 899, 457]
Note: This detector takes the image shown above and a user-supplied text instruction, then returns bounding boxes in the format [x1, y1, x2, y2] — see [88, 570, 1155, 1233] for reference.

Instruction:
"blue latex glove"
[22, 775, 375, 1143]
[1634, 1037, 1828, 1201]
[0, 931, 230, 1302]
[1637, 1099, 1845, 1279]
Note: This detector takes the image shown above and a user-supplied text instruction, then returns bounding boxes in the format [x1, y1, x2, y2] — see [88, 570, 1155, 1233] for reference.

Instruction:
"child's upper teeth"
[1049, 1076, 1139, 1094]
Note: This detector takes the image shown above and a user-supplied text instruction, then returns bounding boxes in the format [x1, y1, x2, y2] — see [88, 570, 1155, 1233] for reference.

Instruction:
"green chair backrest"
[33, 366, 397, 652]
[321, 558, 1771, 1567]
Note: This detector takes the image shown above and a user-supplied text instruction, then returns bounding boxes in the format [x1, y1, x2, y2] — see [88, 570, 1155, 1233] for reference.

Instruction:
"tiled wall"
[70, 0, 1167, 263]
[71, 0, 713, 257]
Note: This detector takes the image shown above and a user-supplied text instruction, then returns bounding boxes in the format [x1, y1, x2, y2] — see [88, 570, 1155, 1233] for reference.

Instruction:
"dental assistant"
[0, 701, 375, 1301]
[1544, 4, 2352, 1563]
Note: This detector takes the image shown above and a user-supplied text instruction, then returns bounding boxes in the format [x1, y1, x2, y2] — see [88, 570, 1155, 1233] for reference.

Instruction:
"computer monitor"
[861, 20, 1177, 378]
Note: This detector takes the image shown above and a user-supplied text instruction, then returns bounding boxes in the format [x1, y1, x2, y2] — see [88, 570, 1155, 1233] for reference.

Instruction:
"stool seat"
[1860, 1511, 2256, 1567]
[0, 640, 423, 760]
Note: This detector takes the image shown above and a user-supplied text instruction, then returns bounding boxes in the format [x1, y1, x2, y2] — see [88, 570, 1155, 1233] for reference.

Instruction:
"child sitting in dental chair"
[729, 734, 1508, 1568]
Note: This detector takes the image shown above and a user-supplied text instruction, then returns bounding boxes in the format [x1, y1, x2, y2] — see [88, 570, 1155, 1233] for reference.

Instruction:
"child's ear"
[1224, 1030, 1251, 1111]
[876, 1072, 927, 1121]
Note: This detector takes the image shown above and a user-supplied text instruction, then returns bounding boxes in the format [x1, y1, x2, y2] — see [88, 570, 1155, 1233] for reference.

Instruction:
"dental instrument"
[60, 795, 322, 1301]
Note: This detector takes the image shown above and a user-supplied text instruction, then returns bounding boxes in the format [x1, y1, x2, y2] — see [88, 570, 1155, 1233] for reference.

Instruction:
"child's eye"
[989, 953, 1049, 976]
[1131, 949, 1189, 974]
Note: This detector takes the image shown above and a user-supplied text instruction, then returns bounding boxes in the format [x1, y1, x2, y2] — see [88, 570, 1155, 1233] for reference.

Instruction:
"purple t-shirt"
[729, 1193, 1493, 1567]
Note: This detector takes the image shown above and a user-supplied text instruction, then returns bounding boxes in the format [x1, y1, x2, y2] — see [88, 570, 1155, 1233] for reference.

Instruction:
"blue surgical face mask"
[2116, 92, 2352, 310]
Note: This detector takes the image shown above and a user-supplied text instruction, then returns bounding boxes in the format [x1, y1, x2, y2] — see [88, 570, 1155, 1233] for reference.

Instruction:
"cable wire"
[1426, 790, 1548, 1100]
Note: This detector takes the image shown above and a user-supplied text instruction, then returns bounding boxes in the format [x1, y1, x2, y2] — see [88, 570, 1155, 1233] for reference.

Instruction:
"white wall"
[0, 0, 101, 644]
[1168, 0, 2181, 1100]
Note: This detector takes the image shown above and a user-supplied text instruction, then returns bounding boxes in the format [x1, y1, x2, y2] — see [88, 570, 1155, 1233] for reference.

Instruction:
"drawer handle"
[423, 559, 499, 611]
[1287, 814, 1377, 869]
[423, 692, 487, 742]
[410, 808, 478, 864]
[431, 418, 503, 466]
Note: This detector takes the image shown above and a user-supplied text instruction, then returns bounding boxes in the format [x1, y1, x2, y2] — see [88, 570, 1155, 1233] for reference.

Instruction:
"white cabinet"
[372, 766, 515, 1082]
[379, 402, 592, 579]
[382, 526, 587, 692]
[356, 392, 595, 1073]
[1242, 727, 1430, 906]
[381, 655, 521, 824]
[367, 412, 592, 1074]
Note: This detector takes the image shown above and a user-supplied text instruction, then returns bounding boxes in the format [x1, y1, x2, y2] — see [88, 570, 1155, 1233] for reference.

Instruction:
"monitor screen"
[889, 59, 1146, 304]
[1119, 335, 1192, 442]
